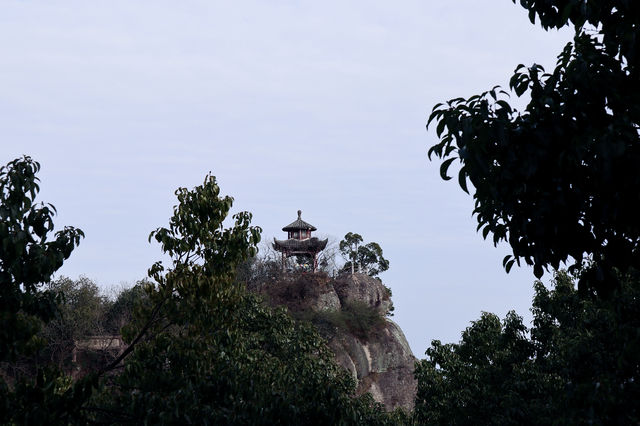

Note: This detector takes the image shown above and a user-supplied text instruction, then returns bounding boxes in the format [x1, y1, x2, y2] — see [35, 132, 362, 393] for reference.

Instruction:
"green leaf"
[436, 117, 447, 138]
[482, 226, 491, 240]
[458, 168, 469, 193]
[439, 158, 456, 181]
[427, 107, 442, 128]
[534, 264, 543, 279]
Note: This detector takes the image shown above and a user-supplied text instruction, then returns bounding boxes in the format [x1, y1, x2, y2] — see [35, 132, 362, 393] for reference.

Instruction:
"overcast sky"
[1, 1, 572, 356]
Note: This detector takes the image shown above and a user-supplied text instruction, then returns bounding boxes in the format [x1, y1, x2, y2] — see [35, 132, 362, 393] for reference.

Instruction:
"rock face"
[251, 273, 417, 411]
[333, 274, 393, 316]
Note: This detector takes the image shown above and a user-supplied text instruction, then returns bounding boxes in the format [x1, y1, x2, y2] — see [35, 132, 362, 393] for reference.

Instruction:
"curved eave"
[273, 237, 328, 253]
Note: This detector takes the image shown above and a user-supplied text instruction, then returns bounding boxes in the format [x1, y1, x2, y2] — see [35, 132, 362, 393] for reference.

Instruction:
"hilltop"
[249, 272, 417, 411]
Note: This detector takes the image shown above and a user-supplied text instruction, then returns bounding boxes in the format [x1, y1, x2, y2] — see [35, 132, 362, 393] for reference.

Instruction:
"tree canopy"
[0, 156, 84, 362]
[427, 0, 640, 293]
[339, 232, 390, 277]
[1, 159, 401, 424]
[414, 270, 640, 424]
[0, 156, 93, 424]
[418, 3, 640, 422]
[89, 175, 395, 424]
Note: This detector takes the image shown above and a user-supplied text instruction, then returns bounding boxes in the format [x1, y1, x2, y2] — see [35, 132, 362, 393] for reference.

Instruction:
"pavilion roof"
[282, 210, 317, 232]
[273, 237, 328, 253]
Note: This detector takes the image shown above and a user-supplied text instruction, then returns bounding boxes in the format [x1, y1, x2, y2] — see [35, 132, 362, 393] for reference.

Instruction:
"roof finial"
[297, 209, 302, 219]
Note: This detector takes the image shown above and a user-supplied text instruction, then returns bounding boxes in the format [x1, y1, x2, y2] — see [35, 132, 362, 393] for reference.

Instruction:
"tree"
[414, 270, 640, 424]
[0, 161, 397, 423]
[339, 233, 390, 277]
[357, 242, 390, 277]
[103, 281, 148, 335]
[340, 232, 363, 275]
[91, 175, 394, 424]
[427, 1, 640, 293]
[0, 157, 84, 361]
[41, 276, 111, 369]
[415, 311, 545, 425]
[0, 156, 93, 424]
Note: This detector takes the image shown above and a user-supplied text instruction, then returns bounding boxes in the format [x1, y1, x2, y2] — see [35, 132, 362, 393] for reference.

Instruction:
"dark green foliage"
[103, 281, 147, 335]
[427, 1, 640, 292]
[422, 3, 640, 423]
[414, 270, 640, 424]
[1, 161, 398, 424]
[90, 174, 394, 425]
[340, 232, 363, 276]
[41, 277, 111, 366]
[0, 157, 94, 424]
[103, 293, 392, 424]
[415, 311, 549, 425]
[514, 0, 639, 54]
[38, 277, 141, 372]
[0, 156, 84, 361]
[530, 270, 640, 423]
[340, 233, 390, 277]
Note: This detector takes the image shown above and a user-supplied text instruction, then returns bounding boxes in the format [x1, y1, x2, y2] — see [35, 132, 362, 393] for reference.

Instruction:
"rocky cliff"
[250, 272, 417, 411]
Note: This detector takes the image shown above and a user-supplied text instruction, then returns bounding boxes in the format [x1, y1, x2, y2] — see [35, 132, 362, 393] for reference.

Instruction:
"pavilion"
[273, 210, 328, 272]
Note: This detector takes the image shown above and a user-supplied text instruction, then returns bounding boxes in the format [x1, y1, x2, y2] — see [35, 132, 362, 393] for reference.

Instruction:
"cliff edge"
[250, 272, 416, 411]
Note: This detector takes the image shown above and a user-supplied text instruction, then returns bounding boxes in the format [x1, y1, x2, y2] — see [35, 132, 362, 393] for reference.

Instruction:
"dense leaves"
[415, 312, 546, 425]
[1, 162, 400, 424]
[414, 270, 640, 424]
[0, 157, 93, 424]
[0, 156, 84, 361]
[339, 233, 390, 277]
[90, 175, 394, 425]
[515, 0, 640, 65]
[37, 277, 143, 372]
[422, 3, 640, 422]
[41, 277, 109, 369]
[427, 1, 640, 291]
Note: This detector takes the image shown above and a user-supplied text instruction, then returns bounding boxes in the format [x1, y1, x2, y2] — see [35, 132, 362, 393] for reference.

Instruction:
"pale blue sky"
[1, 1, 572, 356]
